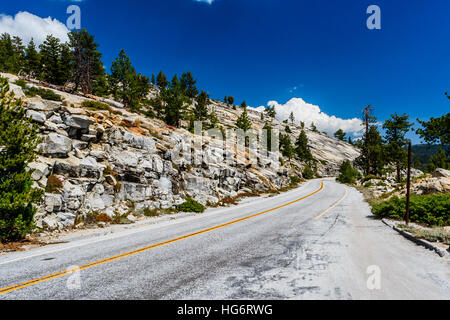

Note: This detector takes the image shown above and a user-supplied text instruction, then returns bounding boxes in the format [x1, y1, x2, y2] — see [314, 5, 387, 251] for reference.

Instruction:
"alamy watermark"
[367, 5, 381, 30]
[66, 5, 81, 30]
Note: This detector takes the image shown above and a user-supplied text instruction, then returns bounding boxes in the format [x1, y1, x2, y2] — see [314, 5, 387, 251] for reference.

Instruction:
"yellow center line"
[0, 180, 325, 296]
[314, 187, 348, 220]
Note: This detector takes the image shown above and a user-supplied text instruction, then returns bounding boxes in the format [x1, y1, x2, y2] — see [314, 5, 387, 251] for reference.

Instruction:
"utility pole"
[405, 141, 412, 225]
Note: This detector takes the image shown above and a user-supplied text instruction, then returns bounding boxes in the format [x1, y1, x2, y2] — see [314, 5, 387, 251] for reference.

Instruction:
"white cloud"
[254, 97, 363, 137]
[195, 0, 215, 4]
[0, 11, 69, 46]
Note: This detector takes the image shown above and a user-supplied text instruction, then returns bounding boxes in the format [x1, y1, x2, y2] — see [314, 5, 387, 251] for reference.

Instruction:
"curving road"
[0, 179, 449, 300]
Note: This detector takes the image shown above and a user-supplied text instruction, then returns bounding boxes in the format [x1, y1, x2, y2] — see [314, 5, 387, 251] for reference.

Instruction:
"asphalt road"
[0, 179, 449, 300]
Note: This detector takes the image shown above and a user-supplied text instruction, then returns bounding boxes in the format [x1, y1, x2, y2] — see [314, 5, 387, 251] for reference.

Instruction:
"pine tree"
[416, 113, 450, 158]
[11, 36, 25, 74]
[194, 90, 209, 121]
[265, 106, 276, 118]
[355, 125, 385, 176]
[24, 39, 41, 78]
[156, 71, 168, 89]
[383, 113, 413, 182]
[310, 122, 318, 132]
[334, 129, 346, 141]
[180, 71, 198, 98]
[279, 133, 294, 159]
[289, 112, 295, 124]
[262, 121, 274, 152]
[109, 49, 150, 111]
[236, 104, 252, 132]
[361, 105, 377, 175]
[161, 88, 185, 127]
[0, 33, 15, 72]
[170, 74, 181, 94]
[295, 130, 313, 163]
[227, 96, 234, 106]
[68, 29, 106, 95]
[59, 43, 72, 85]
[151, 74, 156, 85]
[39, 35, 64, 85]
[0, 77, 43, 242]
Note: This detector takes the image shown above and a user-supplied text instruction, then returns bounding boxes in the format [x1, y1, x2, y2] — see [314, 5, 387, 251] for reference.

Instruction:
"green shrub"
[143, 208, 159, 217]
[336, 160, 360, 184]
[302, 165, 314, 179]
[371, 194, 450, 227]
[177, 198, 205, 213]
[81, 100, 110, 111]
[290, 175, 301, 186]
[14, 80, 62, 102]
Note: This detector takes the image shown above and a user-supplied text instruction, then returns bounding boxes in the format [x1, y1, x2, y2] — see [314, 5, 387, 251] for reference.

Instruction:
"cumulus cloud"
[0, 11, 69, 46]
[254, 98, 363, 137]
[195, 0, 215, 4]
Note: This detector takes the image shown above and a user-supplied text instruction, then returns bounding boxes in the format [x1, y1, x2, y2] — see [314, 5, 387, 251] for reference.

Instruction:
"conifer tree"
[156, 71, 168, 89]
[0, 77, 43, 242]
[39, 35, 64, 85]
[383, 113, 413, 182]
[236, 103, 252, 132]
[194, 90, 209, 121]
[24, 39, 41, 78]
[279, 133, 294, 159]
[68, 29, 105, 95]
[180, 71, 198, 98]
[289, 112, 295, 124]
[295, 130, 313, 163]
[334, 129, 346, 141]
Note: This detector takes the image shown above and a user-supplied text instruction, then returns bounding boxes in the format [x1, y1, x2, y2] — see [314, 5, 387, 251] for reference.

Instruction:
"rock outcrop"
[2, 74, 360, 230]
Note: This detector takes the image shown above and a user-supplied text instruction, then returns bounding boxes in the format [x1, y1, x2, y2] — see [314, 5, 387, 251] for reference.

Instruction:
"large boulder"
[433, 168, 450, 178]
[26, 110, 46, 124]
[28, 162, 49, 181]
[65, 115, 94, 129]
[42, 133, 73, 158]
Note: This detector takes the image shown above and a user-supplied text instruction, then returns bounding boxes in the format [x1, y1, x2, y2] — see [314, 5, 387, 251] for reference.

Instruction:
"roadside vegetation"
[371, 194, 450, 227]
[0, 77, 43, 243]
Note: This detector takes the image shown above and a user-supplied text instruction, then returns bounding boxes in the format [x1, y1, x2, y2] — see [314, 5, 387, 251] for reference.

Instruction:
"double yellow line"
[0, 180, 325, 296]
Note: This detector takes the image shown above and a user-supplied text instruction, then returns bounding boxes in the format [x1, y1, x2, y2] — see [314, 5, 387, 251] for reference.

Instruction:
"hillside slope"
[2, 73, 360, 230]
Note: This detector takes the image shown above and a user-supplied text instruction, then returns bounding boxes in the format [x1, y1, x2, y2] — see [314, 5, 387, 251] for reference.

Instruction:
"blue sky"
[1, 0, 449, 142]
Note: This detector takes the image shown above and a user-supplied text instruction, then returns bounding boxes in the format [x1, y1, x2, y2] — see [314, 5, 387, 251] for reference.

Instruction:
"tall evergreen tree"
[383, 113, 413, 182]
[334, 129, 346, 141]
[416, 113, 450, 157]
[161, 88, 185, 127]
[295, 130, 313, 163]
[289, 112, 295, 124]
[361, 105, 377, 175]
[279, 133, 294, 159]
[236, 104, 252, 132]
[156, 71, 168, 89]
[0, 77, 43, 242]
[11, 36, 25, 74]
[24, 39, 41, 78]
[194, 90, 209, 121]
[109, 49, 150, 111]
[39, 35, 64, 85]
[68, 29, 105, 95]
[355, 125, 385, 176]
[180, 71, 198, 98]
[0, 34, 16, 73]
